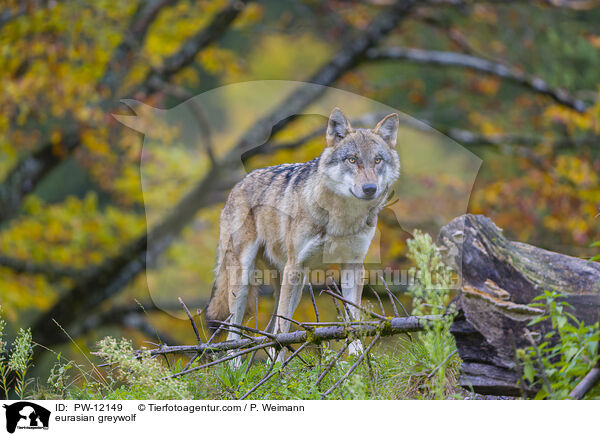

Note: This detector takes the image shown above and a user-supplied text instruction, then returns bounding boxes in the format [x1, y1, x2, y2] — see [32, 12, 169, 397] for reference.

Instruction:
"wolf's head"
[320, 107, 401, 201]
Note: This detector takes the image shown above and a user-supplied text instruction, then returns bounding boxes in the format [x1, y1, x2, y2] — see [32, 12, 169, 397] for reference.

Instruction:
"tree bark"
[367, 47, 588, 112]
[437, 214, 600, 396]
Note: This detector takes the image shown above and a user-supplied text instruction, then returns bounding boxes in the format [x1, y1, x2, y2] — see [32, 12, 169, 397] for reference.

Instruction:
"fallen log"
[145, 315, 439, 357]
[437, 214, 600, 396]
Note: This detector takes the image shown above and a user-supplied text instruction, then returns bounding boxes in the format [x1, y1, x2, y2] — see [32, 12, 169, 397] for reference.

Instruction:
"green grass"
[30, 332, 461, 400]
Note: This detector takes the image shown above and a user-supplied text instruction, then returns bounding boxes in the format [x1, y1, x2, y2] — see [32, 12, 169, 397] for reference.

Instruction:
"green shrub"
[94, 337, 193, 400]
[518, 290, 600, 399]
[0, 308, 35, 400]
[0, 314, 8, 399]
[404, 230, 461, 399]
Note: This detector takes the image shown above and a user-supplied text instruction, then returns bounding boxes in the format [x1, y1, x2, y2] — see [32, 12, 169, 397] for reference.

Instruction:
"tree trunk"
[437, 214, 600, 396]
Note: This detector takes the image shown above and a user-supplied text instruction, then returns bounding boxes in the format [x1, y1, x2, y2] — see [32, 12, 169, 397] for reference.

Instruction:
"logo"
[2, 402, 50, 434]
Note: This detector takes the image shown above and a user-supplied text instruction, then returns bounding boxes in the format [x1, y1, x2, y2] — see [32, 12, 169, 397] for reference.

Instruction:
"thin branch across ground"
[146, 315, 438, 360]
[125, 291, 443, 398]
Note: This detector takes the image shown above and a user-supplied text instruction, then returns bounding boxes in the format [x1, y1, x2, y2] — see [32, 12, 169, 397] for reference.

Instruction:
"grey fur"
[205, 107, 401, 359]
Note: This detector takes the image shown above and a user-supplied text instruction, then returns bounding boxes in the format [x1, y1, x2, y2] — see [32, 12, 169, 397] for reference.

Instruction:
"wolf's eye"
[347, 157, 357, 164]
[374, 157, 383, 164]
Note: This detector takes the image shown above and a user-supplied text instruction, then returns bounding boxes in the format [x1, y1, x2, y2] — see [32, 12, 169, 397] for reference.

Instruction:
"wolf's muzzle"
[362, 183, 377, 197]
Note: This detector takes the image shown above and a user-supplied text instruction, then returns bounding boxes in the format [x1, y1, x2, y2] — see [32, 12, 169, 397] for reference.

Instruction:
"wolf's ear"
[326, 107, 353, 147]
[373, 113, 399, 148]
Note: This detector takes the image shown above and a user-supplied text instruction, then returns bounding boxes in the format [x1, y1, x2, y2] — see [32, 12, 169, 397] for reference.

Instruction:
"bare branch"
[212, 326, 255, 341]
[178, 297, 202, 345]
[329, 291, 345, 320]
[0, 126, 80, 223]
[366, 46, 588, 112]
[166, 341, 277, 379]
[133, 0, 251, 99]
[442, 129, 599, 150]
[380, 275, 409, 317]
[328, 280, 352, 320]
[320, 334, 382, 399]
[147, 315, 438, 358]
[310, 341, 351, 391]
[569, 368, 600, 399]
[370, 286, 386, 316]
[301, 321, 381, 327]
[320, 288, 388, 322]
[381, 280, 399, 317]
[264, 111, 598, 154]
[205, 313, 232, 345]
[309, 283, 320, 323]
[239, 342, 309, 400]
[0, 254, 85, 280]
[212, 317, 304, 358]
[509, 329, 528, 398]
[427, 349, 457, 378]
[207, 320, 277, 340]
[425, 0, 600, 9]
[524, 328, 554, 395]
[544, 0, 600, 9]
[98, 0, 182, 99]
[273, 314, 306, 329]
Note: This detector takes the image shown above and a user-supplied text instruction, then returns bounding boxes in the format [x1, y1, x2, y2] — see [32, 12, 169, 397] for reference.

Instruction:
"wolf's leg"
[269, 262, 305, 363]
[265, 274, 281, 334]
[341, 262, 365, 355]
[226, 241, 259, 366]
[264, 274, 281, 362]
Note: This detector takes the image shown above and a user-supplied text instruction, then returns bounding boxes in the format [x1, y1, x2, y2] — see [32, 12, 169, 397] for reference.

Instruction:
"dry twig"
[239, 343, 310, 400]
[569, 368, 600, 400]
[524, 328, 553, 395]
[320, 288, 388, 322]
[179, 297, 202, 345]
[320, 334, 382, 399]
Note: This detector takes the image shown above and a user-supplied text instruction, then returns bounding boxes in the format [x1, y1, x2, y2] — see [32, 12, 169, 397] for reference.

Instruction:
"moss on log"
[437, 214, 600, 396]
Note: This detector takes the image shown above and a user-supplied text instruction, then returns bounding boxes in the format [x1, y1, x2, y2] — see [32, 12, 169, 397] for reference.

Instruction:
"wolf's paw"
[227, 351, 243, 369]
[348, 339, 364, 355]
[266, 347, 287, 365]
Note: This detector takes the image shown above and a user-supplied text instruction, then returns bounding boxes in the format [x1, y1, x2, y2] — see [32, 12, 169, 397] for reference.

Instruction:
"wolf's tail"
[204, 246, 259, 333]
[204, 247, 231, 332]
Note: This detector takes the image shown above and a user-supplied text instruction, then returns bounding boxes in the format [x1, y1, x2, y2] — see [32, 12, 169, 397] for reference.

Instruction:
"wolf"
[205, 107, 401, 359]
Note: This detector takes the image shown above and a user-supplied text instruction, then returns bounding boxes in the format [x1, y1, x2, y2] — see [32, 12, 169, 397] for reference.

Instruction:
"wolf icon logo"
[2, 402, 51, 433]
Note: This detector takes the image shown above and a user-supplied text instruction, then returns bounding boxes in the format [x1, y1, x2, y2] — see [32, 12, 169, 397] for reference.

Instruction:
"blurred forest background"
[0, 0, 599, 372]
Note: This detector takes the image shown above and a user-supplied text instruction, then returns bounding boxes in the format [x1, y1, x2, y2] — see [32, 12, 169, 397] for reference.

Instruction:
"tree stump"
[437, 214, 600, 396]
